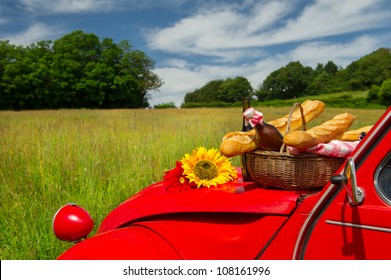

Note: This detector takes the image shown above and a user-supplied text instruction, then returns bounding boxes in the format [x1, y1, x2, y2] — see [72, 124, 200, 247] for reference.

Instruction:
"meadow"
[0, 105, 386, 259]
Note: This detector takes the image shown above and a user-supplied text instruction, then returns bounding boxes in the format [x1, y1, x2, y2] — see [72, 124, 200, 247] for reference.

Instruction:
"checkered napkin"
[288, 140, 359, 158]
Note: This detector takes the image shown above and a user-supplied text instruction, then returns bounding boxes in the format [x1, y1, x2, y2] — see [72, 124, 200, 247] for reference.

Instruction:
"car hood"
[98, 180, 304, 233]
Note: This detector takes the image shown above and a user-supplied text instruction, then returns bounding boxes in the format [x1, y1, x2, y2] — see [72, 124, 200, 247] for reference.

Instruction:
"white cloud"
[147, 0, 293, 57]
[146, 0, 391, 57]
[4, 23, 63, 45]
[288, 35, 387, 67]
[17, 0, 200, 14]
[145, 0, 391, 106]
[151, 33, 389, 106]
[266, 0, 390, 44]
[19, 0, 114, 13]
[152, 64, 210, 106]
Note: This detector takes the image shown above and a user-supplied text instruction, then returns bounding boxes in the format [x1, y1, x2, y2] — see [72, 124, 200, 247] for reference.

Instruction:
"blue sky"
[1, 0, 391, 106]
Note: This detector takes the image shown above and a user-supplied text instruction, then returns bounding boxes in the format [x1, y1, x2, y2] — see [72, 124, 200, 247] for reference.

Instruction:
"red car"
[54, 106, 391, 260]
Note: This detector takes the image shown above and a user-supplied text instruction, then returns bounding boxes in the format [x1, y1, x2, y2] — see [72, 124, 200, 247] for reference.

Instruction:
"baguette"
[268, 100, 325, 134]
[219, 100, 325, 157]
[219, 131, 258, 157]
[283, 113, 356, 149]
[334, 125, 373, 141]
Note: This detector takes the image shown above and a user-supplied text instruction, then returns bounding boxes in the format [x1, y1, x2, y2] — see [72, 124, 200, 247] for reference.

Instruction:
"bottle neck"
[241, 100, 252, 132]
[243, 107, 264, 127]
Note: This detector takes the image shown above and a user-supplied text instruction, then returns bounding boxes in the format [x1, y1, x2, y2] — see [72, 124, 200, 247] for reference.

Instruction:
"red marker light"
[53, 203, 94, 242]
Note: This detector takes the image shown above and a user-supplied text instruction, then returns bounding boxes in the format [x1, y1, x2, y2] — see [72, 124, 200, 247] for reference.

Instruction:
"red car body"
[56, 106, 391, 260]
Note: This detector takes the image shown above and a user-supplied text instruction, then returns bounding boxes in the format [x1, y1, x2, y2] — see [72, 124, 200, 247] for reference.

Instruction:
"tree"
[0, 41, 17, 109]
[184, 80, 224, 103]
[115, 46, 163, 108]
[154, 101, 176, 109]
[366, 85, 381, 104]
[218, 76, 253, 103]
[0, 30, 163, 109]
[324, 60, 338, 76]
[256, 61, 314, 100]
[1, 44, 34, 109]
[342, 48, 391, 90]
[24, 41, 55, 108]
[306, 61, 341, 95]
[183, 77, 253, 105]
[380, 78, 391, 106]
[306, 71, 332, 95]
[52, 31, 106, 108]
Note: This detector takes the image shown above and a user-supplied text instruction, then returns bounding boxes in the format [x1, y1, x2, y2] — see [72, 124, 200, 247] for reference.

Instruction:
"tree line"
[1, 30, 390, 110]
[0, 30, 162, 110]
[183, 48, 391, 107]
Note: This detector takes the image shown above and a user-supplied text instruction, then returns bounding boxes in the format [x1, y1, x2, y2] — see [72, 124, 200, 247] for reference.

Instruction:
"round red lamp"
[53, 203, 94, 242]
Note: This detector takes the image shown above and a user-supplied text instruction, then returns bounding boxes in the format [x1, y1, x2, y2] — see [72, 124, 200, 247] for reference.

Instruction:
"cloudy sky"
[1, 0, 391, 106]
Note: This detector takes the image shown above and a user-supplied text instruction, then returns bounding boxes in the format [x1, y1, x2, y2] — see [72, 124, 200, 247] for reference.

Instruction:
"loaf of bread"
[219, 131, 258, 157]
[268, 100, 325, 134]
[334, 125, 373, 141]
[283, 113, 356, 149]
[220, 100, 326, 157]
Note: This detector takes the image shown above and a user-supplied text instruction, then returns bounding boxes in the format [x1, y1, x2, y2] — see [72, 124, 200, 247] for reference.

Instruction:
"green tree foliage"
[183, 76, 253, 105]
[306, 61, 342, 95]
[366, 84, 381, 104]
[341, 48, 391, 90]
[218, 76, 253, 102]
[256, 61, 314, 100]
[0, 30, 162, 109]
[324, 60, 338, 76]
[255, 48, 391, 103]
[154, 101, 176, 109]
[379, 78, 391, 106]
[184, 80, 224, 103]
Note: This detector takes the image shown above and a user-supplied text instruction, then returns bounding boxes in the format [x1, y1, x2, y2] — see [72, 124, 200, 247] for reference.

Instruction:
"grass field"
[0, 106, 387, 259]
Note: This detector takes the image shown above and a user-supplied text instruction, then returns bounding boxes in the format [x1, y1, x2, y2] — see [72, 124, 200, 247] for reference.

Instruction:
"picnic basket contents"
[267, 99, 326, 134]
[242, 107, 283, 151]
[219, 99, 325, 157]
[220, 100, 370, 189]
[219, 130, 258, 157]
[334, 125, 373, 141]
[282, 112, 356, 149]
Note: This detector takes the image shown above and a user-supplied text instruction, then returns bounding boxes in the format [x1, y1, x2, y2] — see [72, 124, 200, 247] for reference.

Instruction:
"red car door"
[297, 109, 391, 259]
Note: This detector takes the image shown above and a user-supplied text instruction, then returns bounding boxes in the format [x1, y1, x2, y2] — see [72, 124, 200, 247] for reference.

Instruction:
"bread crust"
[219, 100, 326, 156]
[334, 125, 373, 141]
[269, 100, 325, 134]
[219, 131, 258, 157]
[283, 113, 356, 149]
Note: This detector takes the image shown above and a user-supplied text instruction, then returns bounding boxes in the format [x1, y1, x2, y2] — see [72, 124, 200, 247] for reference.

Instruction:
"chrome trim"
[374, 152, 391, 206]
[326, 220, 391, 233]
[292, 184, 337, 259]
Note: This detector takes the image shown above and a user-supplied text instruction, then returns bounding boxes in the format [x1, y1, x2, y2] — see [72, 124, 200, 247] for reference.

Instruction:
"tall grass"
[0, 106, 386, 259]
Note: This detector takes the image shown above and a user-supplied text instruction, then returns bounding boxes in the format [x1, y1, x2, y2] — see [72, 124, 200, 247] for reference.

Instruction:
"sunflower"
[180, 147, 237, 188]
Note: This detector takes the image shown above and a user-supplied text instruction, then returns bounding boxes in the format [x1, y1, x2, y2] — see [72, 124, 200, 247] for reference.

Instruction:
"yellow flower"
[180, 147, 237, 188]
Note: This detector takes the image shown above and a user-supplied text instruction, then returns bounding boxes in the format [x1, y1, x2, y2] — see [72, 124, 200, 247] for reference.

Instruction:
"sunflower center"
[193, 160, 218, 181]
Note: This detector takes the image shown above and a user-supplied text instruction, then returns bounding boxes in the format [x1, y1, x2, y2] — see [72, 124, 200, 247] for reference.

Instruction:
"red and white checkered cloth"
[288, 140, 359, 158]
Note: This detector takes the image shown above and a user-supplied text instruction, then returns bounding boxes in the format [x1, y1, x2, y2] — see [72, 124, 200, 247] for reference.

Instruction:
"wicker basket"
[244, 150, 344, 189]
[243, 102, 344, 189]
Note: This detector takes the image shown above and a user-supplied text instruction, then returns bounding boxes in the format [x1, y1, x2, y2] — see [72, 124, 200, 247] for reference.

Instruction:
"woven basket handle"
[280, 102, 306, 153]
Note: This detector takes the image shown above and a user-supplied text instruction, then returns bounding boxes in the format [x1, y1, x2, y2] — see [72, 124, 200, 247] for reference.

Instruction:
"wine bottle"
[240, 99, 252, 181]
[243, 107, 283, 151]
[241, 99, 253, 132]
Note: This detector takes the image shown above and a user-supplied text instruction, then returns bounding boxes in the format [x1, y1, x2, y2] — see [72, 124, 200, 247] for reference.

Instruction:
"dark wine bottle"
[240, 99, 252, 181]
[241, 99, 253, 132]
[243, 107, 283, 151]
